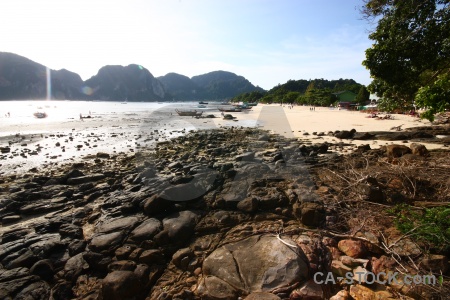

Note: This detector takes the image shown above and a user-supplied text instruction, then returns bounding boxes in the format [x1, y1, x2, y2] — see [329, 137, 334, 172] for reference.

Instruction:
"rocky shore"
[1, 126, 449, 299]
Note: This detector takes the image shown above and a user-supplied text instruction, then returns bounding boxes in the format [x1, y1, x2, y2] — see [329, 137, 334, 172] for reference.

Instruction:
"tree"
[361, 0, 450, 121]
[355, 86, 370, 104]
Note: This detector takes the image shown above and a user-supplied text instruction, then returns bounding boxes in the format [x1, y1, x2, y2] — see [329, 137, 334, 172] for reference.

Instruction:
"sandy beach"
[1, 102, 447, 175]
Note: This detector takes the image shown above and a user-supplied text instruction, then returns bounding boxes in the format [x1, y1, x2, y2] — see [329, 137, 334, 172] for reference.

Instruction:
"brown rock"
[290, 279, 323, 299]
[371, 255, 396, 275]
[331, 260, 352, 277]
[138, 249, 163, 264]
[245, 292, 281, 300]
[293, 201, 325, 227]
[409, 143, 429, 156]
[101, 271, 142, 300]
[385, 144, 412, 158]
[329, 290, 350, 300]
[420, 254, 449, 273]
[349, 284, 376, 300]
[337, 239, 367, 258]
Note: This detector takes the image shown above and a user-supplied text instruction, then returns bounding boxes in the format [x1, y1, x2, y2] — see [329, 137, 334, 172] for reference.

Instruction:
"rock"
[352, 266, 370, 284]
[97, 216, 140, 234]
[340, 256, 369, 268]
[114, 245, 136, 260]
[63, 253, 89, 282]
[143, 195, 173, 216]
[196, 275, 237, 300]
[334, 130, 355, 139]
[68, 240, 87, 256]
[29, 259, 54, 281]
[89, 231, 125, 253]
[349, 285, 375, 299]
[159, 169, 217, 201]
[127, 218, 162, 243]
[202, 235, 309, 294]
[108, 260, 137, 272]
[409, 143, 429, 156]
[138, 249, 164, 264]
[237, 197, 258, 212]
[172, 247, 194, 270]
[245, 292, 281, 299]
[249, 187, 288, 210]
[371, 255, 396, 275]
[67, 174, 105, 185]
[157, 210, 202, 245]
[337, 240, 367, 258]
[1, 215, 21, 224]
[329, 290, 350, 300]
[59, 223, 83, 239]
[293, 201, 325, 227]
[96, 152, 110, 158]
[50, 281, 74, 299]
[7, 249, 39, 269]
[331, 260, 352, 277]
[13, 280, 50, 299]
[357, 183, 384, 202]
[290, 279, 323, 299]
[384, 144, 412, 158]
[101, 271, 142, 300]
[353, 132, 375, 140]
[235, 152, 255, 161]
[389, 238, 421, 257]
[419, 254, 449, 273]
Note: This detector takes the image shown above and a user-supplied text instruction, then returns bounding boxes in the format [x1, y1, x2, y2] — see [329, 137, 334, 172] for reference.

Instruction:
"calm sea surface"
[0, 100, 219, 127]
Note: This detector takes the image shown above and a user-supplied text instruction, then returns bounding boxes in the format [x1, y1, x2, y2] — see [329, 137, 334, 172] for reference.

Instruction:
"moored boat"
[198, 101, 209, 104]
[218, 107, 242, 112]
[175, 109, 203, 116]
[33, 112, 48, 118]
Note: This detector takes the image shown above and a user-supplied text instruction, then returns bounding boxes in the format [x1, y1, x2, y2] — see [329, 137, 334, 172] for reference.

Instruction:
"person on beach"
[80, 113, 84, 121]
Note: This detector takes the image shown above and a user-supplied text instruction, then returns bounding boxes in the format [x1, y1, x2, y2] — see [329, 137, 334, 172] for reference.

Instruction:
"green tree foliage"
[255, 78, 364, 106]
[388, 204, 450, 252]
[232, 90, 266, 103]
[355, 86, 370, 103]
[361, 0, 450, 121]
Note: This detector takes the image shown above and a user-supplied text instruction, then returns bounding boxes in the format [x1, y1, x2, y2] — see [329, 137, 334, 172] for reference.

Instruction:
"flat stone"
[67, 174, 105, 185]
[97, 216, 140, 234]
[202, 234, 309, 294]
[127, 218, 162, 243]
[196, 275, 237, 300]
[89, 231, 125, 253]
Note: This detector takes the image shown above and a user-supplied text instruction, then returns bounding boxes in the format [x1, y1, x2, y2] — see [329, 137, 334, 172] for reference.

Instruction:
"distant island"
[0, 52, 264, 101]
[0, 52, 366, 103]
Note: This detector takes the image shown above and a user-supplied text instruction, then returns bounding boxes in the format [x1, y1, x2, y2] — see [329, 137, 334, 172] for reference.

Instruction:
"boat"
[234, 104, 252, 110]
[199, 101, 209, 104]
[33, 112, 48, 118]
[218, 107, 242, 112]
[197, 104, 207, 108]
[175, 109, 203, 117]
[219, 102, 231, 105]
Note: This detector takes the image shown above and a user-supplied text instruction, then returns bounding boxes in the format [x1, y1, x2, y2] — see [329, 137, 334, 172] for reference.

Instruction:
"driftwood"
[414, 201, 450, 208]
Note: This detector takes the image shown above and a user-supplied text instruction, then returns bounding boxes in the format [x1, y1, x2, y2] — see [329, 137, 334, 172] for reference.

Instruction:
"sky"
[0, 0, 375, 90]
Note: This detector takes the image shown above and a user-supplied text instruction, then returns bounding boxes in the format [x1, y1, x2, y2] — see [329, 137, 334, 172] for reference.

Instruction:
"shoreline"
[1, 102, 448, 176]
